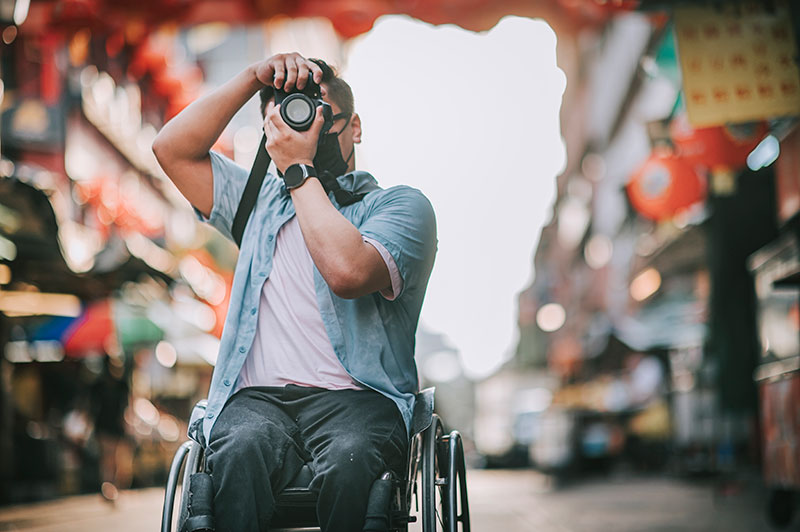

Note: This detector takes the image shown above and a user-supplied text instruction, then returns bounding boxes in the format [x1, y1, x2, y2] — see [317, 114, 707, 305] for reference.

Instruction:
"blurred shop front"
[508, 1, 800, 503]
[748, 123, 800, 526]
[0, 12, 237, 503]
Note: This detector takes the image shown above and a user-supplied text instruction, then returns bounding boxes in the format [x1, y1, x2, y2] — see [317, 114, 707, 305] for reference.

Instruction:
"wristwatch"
[283, 163, 317, 190]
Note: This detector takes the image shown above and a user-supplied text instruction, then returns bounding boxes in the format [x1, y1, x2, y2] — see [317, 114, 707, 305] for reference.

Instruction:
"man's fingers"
[308, 106, 325, 137]
[284, 60, 298, 92]
[268, 104, 294, 135]
[309, 61, 323, 85]
[296, 63, 310, 89]
[256, 63, 275, 86]
[265, 118, 279, 139]
[272, 61, 286, 89]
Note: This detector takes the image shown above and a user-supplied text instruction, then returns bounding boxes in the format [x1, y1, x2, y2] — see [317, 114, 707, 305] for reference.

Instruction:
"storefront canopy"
[0, 173, 173, 300]
[21, 0, 643, 39]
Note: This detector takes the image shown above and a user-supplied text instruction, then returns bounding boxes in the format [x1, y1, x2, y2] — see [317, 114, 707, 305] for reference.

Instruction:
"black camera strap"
[231, 134, 271, 248]
[231, 134, 367, 248]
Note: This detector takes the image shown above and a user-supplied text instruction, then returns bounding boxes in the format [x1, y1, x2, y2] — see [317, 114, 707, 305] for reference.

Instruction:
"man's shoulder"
[210, 150, 282, 194]
[366, 183, 431, 205]
[363, 184, 436, 228]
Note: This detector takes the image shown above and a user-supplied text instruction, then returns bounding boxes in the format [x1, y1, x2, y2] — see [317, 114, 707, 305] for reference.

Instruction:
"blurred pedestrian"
[90, 356, 132, 503]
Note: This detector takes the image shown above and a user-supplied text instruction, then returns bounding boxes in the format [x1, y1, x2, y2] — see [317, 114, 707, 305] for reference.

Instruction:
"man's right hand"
[254, 53, 324, 92]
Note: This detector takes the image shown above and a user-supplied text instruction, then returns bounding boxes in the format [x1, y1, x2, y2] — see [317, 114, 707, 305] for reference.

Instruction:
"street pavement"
[0, 469, 775, 531]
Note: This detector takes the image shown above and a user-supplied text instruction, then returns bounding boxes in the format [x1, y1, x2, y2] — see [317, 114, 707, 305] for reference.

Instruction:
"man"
[152, 52, 437, 531]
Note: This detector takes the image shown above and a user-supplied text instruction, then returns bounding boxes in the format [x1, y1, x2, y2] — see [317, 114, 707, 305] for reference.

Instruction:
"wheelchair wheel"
[161, 440, 204, 532]
[420, 414, 449, 531]
[444, 430, 470, 532]
[177, 442, 205, 531]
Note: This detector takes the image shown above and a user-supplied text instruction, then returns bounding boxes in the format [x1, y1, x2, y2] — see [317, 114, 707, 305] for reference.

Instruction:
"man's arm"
[152, 53, 322, 217]
[292, 179, 393, 299]
[263, 101, 391, 300]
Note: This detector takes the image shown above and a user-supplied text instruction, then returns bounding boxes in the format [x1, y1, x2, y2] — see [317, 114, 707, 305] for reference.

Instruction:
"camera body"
[274, 74, 333, 134]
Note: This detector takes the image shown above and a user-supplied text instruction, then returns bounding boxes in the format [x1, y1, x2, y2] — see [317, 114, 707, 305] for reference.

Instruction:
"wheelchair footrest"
[363, 472, 393, 531]
[182, 515, 215, 532]
[182, 473, 216, 532]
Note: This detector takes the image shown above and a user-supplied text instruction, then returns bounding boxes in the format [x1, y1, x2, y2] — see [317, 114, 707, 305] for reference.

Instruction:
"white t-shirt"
[235, 216, 403, 391]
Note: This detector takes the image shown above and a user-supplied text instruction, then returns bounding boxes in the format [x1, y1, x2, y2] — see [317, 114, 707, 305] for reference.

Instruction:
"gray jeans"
[205, 385, 408, 532]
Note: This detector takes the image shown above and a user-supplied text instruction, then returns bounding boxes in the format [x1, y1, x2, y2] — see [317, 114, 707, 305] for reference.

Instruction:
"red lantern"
[669, 113, 768, 171]
[627, 149, 705, 221]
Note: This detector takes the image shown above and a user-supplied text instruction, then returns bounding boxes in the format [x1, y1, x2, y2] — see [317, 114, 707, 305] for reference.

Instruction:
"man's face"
[321, 83, 361, 173]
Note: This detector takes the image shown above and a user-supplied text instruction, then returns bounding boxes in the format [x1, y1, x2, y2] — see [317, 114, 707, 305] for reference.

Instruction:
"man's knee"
[316, 434, 384, 483]
[208, 421, 289, 472]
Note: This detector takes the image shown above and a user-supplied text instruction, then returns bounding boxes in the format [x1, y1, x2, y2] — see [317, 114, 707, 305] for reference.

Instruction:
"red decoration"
[165, 87, 201, 122]
[79, 178, 165, 237]
[669, 113, 768, 171]
[626, 149, 706, 221]
[63, 299, 117, 356]
[298, 0, 389, 38]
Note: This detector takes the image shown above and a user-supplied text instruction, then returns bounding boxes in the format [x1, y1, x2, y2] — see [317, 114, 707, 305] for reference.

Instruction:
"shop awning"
[615, 294, 707, 351]
[26, 298, 164, 357]
[22, 0, 640, 40]
[0, 172, 174, 302]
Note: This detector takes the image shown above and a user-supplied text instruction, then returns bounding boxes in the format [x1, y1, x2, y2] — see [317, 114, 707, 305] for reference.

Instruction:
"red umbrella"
[62, 299, 117, 356]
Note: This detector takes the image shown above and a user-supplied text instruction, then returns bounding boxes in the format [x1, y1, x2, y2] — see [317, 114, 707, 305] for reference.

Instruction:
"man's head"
[259, 59, 361, 174]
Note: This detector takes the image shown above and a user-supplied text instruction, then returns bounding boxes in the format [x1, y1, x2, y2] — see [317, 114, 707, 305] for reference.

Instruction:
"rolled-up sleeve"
[193, 151, 251, 241]
[358, 186, 438, 299]
[363, 236, 403, 301]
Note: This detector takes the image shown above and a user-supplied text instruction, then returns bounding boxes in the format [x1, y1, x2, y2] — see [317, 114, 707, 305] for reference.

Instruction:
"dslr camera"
[274, 74, 333, 133]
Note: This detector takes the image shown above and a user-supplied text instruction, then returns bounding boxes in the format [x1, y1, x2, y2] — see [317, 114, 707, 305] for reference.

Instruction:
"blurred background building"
[0, 0, 799, 528]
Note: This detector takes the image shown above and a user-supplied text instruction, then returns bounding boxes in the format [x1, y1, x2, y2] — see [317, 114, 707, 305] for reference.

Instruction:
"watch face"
[284, 164, 315, 189]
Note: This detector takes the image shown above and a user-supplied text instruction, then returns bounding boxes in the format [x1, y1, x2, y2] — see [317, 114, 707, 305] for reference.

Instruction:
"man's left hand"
[264, 100, 326, 175]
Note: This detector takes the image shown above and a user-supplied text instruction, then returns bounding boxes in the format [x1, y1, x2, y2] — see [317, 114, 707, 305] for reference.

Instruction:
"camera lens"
[280, 93, 315, 130]
[285, 98, 312, 123]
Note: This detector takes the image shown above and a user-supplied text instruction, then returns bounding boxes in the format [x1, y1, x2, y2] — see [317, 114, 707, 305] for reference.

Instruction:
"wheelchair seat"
[162, 387, 469, 532]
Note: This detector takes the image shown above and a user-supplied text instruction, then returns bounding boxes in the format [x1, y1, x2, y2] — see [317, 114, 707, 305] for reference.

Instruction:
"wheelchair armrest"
[187, 399, 208, 445]
[410, 387, 435, 438]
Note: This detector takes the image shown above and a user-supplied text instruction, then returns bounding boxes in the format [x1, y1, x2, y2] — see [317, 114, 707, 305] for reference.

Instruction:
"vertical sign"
[674, 2, 800, 127]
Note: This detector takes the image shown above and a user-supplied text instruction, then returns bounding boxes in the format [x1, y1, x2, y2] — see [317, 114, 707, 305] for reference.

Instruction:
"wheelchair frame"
[161, 389, 470, 532]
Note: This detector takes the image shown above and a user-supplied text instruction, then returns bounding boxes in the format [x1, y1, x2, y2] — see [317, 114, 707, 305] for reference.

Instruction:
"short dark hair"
[258, 58, 354, 118]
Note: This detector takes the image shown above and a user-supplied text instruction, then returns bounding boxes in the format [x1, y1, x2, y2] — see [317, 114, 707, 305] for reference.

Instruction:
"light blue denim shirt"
[196, 152, 437, 443]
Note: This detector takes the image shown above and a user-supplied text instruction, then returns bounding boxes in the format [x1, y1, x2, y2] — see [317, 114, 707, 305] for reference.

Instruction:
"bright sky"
[344, 16, 566, 379]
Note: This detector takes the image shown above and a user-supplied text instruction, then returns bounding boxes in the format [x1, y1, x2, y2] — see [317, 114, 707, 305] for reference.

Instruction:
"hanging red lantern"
[626, 148, 705, 221]
[669, 113, 768, 172]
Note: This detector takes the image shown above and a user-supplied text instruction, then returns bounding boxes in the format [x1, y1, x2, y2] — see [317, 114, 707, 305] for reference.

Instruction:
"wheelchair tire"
[421, 414, 450, 531]
[162, 441, 193, 532]
[177, 441, 205, 532]
[444, 431, 470, 532]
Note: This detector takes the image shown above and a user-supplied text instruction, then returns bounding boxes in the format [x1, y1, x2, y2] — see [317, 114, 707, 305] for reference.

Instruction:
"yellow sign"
[674, 2, 800, 127]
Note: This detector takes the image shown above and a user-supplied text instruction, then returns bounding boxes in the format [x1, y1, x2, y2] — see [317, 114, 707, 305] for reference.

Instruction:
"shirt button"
[239, 346, 246, 353]
[223, 379, 231, 386]
[250, 307, 257, 315]
[259, 272, 267, 277]
[268, 235, 274, 241]
[206, 412, 214, 419]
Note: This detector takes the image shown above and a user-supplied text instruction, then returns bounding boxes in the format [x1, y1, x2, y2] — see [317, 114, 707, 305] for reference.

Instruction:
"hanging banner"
[674, 2, 800, 127]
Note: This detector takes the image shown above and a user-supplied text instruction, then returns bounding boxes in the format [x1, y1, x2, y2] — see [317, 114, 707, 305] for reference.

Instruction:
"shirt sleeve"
[363, 236, 403, 301]
[192, 151, 252, 242]
[358, 186, 438, 300]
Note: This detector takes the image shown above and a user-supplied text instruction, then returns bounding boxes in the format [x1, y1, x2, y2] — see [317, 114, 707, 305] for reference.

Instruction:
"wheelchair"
[161, 388, 470, 532]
